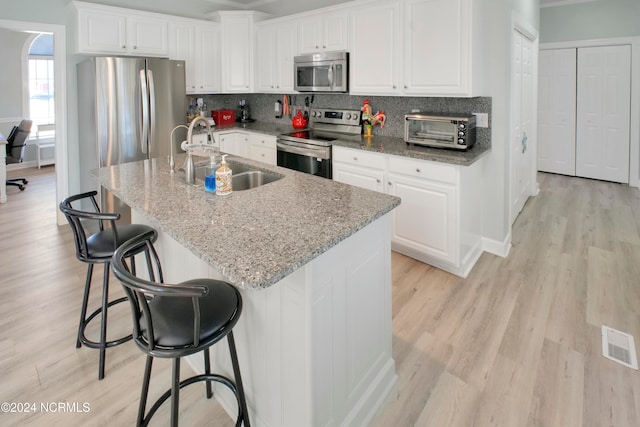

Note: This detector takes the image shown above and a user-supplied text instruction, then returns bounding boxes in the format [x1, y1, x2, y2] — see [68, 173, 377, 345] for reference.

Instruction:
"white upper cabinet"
[255, 20, 298, 93]
[213, 12, 265, 93]
[349, 0, 400, 95]
[75, 2, 168, 57]
[298, 10, 349, 54]
[403, 0, 472, 96]
[170, 21, 221, 94]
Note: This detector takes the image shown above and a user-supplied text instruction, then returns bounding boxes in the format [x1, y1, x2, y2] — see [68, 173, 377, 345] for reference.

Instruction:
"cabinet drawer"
[388, 155, 456, 183]
[333, 147, 386, 169]
[249, 133, 276, 149]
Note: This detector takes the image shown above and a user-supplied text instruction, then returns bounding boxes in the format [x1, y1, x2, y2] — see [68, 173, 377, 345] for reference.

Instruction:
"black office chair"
[6, 119, 33, 191]
[59, 191, 158, 380]
[111, 230, 251, 427]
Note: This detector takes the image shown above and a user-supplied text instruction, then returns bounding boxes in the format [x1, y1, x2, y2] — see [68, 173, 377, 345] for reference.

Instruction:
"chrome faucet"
[169, 124, 188, 174]
[183, 116, 214, 184]
[187, 116, 213, 151]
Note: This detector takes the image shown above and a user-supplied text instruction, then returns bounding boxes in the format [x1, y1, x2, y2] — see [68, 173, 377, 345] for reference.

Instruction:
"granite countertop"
[202, 121, 490, 166]
[94, 154, 400, 290]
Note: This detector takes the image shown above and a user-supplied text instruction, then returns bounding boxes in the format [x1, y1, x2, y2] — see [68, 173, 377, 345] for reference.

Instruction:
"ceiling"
[80, 0, 355, 19]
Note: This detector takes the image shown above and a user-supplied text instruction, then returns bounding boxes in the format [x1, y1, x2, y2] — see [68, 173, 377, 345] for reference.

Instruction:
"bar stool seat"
[59, 191, 158, 380]
[112, 230, 250, 427]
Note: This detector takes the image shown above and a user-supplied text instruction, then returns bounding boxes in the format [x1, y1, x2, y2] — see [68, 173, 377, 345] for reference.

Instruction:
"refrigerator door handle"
[147, 69, 156, 152]
[139, 69, 149, 155]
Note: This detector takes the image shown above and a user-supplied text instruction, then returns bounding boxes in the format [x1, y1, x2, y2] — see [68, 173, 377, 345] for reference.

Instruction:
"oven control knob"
[458, 131, 465, 137]
[458, 138, 465, 145]
[458, 123, 466, 130]
[353, 115, 359, 121]
[345, 113, 351, 120]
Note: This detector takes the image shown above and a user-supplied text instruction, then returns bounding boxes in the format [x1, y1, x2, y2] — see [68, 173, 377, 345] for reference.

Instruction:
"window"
[28, 33, 55, 126]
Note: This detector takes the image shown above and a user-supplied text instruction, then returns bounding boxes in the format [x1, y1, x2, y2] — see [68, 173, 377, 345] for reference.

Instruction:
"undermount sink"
[182, 160, 283, 191]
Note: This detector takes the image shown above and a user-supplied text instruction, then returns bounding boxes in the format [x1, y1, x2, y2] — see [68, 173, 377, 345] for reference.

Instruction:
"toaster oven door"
[405, 118, 458, 148]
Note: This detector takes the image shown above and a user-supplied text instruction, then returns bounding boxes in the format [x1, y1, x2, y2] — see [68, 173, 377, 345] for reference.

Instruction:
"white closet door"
[510, 30, 535, 225]
[538, 48, 577, 175]
[576, 45, 631, 183]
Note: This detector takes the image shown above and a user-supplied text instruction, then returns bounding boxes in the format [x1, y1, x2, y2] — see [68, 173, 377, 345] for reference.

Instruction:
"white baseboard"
[482, 231, 512, 258]
[6, 160, 38, 171]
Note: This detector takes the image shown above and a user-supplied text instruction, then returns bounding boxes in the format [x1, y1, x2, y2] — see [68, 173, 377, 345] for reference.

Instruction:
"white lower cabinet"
[248, 133, 277, 165]
[333, 148, 386, 192]
[218, 132, 249, 158]
[333, 146, 482, 277]
[214, 131, 275, 162]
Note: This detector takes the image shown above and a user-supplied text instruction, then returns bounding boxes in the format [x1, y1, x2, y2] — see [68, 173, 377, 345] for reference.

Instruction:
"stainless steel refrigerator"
[77, 57, 186, 223]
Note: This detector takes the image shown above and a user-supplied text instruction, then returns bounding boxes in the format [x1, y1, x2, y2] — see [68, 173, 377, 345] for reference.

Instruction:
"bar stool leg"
[98, 262, 110, 380]
[77, 264, 94, 348]
[139, 355, 153, 427]
[228, 331, 250, 427]
[171, 358, 181, 427]
[204, 348, 213, 399]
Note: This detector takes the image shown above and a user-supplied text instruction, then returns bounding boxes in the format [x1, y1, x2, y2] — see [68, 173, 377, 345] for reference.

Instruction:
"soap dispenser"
[204, 154, 216, 193]
[216, 154, 232, 196]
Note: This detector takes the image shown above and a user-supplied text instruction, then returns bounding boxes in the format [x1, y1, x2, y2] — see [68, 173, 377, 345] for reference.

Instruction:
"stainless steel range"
[277, 108, 362, 179]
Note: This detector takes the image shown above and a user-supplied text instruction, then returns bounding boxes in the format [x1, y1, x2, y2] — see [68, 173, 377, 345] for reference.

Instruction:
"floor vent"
[601, 325, 638, 370]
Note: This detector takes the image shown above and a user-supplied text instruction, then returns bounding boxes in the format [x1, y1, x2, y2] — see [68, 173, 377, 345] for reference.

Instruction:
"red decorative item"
[292, 109, 308, 129]
[211, 109, 235, 125]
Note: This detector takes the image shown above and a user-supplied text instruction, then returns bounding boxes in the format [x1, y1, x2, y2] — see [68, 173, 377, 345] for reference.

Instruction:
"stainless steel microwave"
[404, 113, 476, 150]
[294, 51, 348, 93]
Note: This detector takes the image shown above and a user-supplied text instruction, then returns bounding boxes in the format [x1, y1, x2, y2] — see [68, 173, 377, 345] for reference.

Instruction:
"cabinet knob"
[353, 157, 358, 161]
[416, 168, 421, 173]
[315, 45, 319, 49]
[404, 85, 408, 89]
[261, 153, 265, 157]
[133, 46, 137, 50]
[376, 179, 381, 183]
[323, 45, 326, 48]
[388, 182, 392, 186]
[393, 85, 397, 89]
[121, 45, 126, 49]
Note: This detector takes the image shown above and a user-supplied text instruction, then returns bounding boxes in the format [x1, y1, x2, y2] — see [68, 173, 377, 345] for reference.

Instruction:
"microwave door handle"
[328, 64, 334, 89]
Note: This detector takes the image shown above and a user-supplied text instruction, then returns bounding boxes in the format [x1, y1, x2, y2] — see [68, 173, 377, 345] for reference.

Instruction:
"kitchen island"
[94, 153, 400, 427]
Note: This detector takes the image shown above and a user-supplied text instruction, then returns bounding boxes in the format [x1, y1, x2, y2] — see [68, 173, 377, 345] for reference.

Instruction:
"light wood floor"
[1, 168, 639, 426]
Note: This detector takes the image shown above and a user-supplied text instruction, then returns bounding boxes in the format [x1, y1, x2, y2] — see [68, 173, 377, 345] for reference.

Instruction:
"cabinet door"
[221, 15, 253, 92]
[248, 134, 277, 165]
[236, 133, 250, 158]
[77, 8, 127, 54]
[298, 16, 322, 54]
[349, 1, 400, 95]
[276, 22, 298, 92]
[196, 24, 221, 93]
[323, 12, 349, 52]
[333, 163, 385, 193]
[403, 0, 471, 95]
[127, 14, 168, 57]
[256, 25, 277, 92]
[170, 22, 196, 92]
[219, 133, 237, 155]
[388, 173, 456, 264]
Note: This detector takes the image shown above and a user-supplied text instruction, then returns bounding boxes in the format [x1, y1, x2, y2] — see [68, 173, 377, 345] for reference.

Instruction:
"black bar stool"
[59, 191, 158, 380]
[111, 229, 251, 427]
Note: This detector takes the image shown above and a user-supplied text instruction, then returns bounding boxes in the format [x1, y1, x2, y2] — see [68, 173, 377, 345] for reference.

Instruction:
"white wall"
[475, 0, 539, 251]
[0, 29, 29, 124]
[540, 0, 640, 43]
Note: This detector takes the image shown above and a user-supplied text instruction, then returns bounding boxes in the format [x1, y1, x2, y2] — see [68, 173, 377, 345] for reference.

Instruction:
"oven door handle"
[277, 140, 330, 160]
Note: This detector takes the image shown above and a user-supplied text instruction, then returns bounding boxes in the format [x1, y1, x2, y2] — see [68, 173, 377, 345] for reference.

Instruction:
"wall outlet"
[474, 112, 489, 128]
